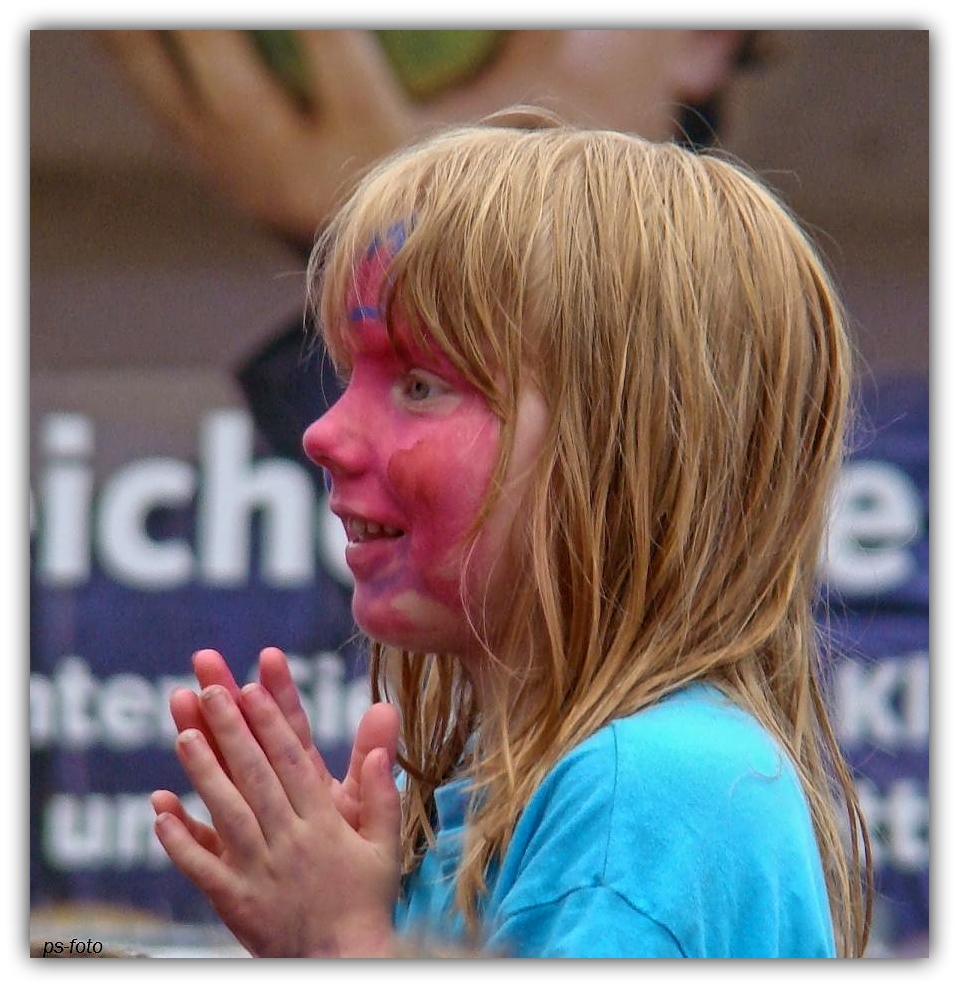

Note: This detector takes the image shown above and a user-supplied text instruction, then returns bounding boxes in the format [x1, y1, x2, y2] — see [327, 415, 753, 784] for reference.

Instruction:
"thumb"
[358, 747, 401, 858]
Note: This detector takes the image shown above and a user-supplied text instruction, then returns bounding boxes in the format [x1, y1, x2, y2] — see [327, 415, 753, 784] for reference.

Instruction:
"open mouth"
[345, 517, 405, 544]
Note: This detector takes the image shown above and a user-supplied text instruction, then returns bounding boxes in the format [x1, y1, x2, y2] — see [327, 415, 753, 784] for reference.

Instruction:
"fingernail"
[201, 686, 228, 711]
[241, 682, 266, 705]
[241, 684, 273, 717]
[372, 748, 393, 780]
[179, 728, 203, 750]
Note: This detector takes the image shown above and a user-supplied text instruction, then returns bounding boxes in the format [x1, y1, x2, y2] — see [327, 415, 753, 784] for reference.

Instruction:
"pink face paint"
[303, 251, 499, 655]
[303, 240, 548, 660]
[385, 423, 499, 587]
[344, 383, 504, 655]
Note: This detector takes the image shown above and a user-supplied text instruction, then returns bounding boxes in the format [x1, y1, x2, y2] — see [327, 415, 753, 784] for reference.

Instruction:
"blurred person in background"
[97, 29, 755, 460]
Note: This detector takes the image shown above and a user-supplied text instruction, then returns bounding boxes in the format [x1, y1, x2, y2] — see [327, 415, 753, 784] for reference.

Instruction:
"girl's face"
[303, 262, 547, 661]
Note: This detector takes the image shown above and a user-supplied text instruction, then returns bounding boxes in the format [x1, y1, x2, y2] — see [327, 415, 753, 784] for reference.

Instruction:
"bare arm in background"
[96, 30, 415, 251]
[96, 30, 742, 251]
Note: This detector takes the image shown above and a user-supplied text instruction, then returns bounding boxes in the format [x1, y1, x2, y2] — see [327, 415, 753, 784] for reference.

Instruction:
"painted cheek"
[387, 422, 499, 522]
[386, 417, 500, 596]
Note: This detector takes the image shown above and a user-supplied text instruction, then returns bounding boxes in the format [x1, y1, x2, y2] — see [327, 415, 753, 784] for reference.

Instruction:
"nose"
[302, 391, 368, 477]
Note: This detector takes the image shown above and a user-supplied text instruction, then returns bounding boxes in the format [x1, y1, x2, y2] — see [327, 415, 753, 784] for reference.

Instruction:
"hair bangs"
[308, 127, 545, 417]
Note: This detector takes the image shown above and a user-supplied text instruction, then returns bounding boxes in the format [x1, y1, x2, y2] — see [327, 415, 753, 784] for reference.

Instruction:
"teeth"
[347, 518, 403, 542]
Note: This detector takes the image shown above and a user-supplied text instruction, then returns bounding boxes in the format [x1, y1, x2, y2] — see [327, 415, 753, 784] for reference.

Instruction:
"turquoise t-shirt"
[394, 683, 835, 957]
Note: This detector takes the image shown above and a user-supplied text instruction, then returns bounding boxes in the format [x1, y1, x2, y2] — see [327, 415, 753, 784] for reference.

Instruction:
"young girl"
[152, 115, 872, 958]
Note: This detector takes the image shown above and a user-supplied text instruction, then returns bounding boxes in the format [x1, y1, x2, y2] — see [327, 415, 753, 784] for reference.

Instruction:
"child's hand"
[168, 648, 323, 790]
[168, 646, 399, 829]
[154, 683, 401, 957]
[169, 647, 334, 793]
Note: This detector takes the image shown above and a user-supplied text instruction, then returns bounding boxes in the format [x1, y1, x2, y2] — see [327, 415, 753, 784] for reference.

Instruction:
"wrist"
[305, 919, 397, 959]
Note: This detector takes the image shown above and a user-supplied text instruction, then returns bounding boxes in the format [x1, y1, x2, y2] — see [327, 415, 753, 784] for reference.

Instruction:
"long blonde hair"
[308, 116, 872, 956]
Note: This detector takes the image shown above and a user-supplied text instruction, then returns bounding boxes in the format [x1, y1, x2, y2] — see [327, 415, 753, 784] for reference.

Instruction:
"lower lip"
[344, 535, 404, 579]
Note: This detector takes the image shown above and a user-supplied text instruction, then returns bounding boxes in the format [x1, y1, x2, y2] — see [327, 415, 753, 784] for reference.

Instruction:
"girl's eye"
[401, 371, 449, 404]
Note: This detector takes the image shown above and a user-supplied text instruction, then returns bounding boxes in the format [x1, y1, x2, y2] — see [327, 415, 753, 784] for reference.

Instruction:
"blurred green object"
[161, 30, 506, 111]
[250, 30, 313, 109]
[373, 30, 505, 100]
[250, 29, 505, 107]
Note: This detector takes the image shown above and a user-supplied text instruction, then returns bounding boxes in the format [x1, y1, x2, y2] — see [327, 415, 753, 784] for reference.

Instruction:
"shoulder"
[562, 683, 817, 861]
[546, 682, 798, 813]
[611, 682, 800, 805]
[489, 683, 833, 956]
[501, 682, 805, 881]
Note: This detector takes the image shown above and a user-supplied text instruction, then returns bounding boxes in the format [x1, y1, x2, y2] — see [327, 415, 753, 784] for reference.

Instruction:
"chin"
[353, 611, 470, 657]
[351, 586, 485, 657]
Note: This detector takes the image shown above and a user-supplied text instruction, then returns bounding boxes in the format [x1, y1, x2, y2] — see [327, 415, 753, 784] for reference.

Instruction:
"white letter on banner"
[97, 459, 196, 589]
[197, 410, 314, 586]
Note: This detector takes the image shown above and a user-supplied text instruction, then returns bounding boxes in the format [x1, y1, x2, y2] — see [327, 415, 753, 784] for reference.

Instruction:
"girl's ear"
[669, 31, 750, 103]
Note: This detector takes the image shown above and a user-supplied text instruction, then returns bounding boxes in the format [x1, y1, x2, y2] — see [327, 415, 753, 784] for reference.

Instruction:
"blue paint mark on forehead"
[348, 304, 382, 323]
[348, 219, 411, 324]
[364, 219, 409, 260]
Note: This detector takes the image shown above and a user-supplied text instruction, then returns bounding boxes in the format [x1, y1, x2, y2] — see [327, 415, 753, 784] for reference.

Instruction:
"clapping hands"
[152, 647, 402, 957]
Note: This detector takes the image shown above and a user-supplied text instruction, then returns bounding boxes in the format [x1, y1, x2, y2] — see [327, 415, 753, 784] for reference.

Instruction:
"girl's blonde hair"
[308, 114, 872, 956]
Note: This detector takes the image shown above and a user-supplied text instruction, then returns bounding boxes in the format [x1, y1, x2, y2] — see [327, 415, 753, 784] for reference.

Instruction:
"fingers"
[192, 687, 315, 836]
[169, 30, 299, 123]
[169, 649, 243, 766]
[358, 747, 402, 861]
[170, 647, 334, 792]
[342, 703, 400, 798]
[297, 30, 411, 128]
[257, 647, 335, 787]
[151, 789, 223, 856]
[330, 702, 400, 828]
[168, 647, 358, 830]
[172, 727, 265, 858]
[95, 30, 191, 116]
[170, 650, 241, 736]
[195, 682, 328, 824]
[169, 686, 204, 735]
[170, 648, 240, 731]
[153, 807, 236, 909]
[238, 683, 333, 819]
[257, 648, 318, 752]
[192, 649, 242, 697]
[169, 685, 340, 856]
[355, 703, 402, 765]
